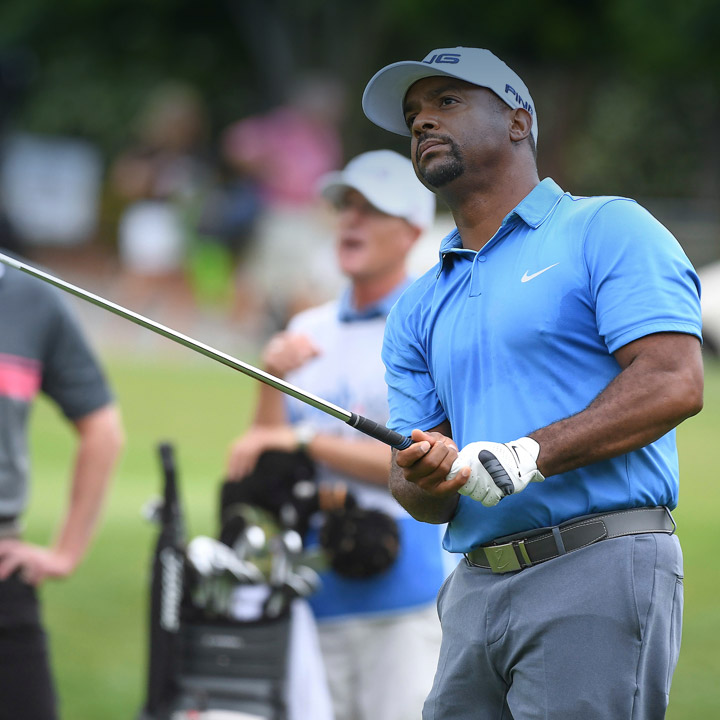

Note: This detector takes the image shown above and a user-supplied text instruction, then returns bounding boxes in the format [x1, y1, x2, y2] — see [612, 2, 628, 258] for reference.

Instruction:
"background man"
[0, 237, 124, 720]
[362, 47, 704, 719]
[226, 149, 445, 720]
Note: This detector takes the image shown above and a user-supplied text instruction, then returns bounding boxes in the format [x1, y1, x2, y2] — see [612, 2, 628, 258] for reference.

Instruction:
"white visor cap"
[318, 149, 436, 232]
[362, 47, 538, 144]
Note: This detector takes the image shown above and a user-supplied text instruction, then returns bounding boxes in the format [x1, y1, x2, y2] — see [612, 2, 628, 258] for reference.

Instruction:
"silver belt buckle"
[485, 540, 531, 573]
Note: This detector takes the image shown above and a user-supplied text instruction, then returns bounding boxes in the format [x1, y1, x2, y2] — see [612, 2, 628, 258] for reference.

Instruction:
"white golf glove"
[447, 437, 545, 507]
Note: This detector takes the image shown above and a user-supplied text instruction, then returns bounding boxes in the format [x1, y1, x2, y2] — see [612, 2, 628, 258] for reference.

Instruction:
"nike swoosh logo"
[521, 263, 559, 283]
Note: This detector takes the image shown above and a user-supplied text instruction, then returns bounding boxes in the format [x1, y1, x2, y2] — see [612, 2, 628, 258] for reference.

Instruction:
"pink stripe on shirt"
[0, 354, 42, 401]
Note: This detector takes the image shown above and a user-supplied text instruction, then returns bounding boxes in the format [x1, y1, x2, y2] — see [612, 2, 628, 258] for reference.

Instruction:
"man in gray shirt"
[0, 245, 124, 720]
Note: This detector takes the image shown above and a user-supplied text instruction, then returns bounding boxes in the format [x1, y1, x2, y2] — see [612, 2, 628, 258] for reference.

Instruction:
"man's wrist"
[293, 422, 317, 452]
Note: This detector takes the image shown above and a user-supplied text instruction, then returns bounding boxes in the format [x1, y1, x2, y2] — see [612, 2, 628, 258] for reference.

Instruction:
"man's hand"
[263, 332, 320, 377]
[0, 540, 75, 585]
[226, 425, 299, 480]
[447, 437, 544, 507]
[228, 333, 320, 480]
[389, 425, 464, 524]
[395, 428, 468, 496]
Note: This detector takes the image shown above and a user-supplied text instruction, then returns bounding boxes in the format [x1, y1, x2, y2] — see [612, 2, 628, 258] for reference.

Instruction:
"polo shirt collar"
[510, 177, 564, 229]
[337, 277, 414, 322]
[438, 177, 565, 260]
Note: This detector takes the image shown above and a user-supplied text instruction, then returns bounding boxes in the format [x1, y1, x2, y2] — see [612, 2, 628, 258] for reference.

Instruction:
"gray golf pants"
[423, 533, 683, 720]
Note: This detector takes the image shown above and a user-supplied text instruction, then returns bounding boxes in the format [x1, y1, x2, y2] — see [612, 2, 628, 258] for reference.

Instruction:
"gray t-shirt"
[0, 259, 113, 517]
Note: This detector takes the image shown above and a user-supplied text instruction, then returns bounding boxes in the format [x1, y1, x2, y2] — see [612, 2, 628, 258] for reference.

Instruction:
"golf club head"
[263, 564, 321, 619]
[187, 536, 219, 577]
[281, 529, 303, 558]
[268, 537, 289, 588]
[232, 523, 267, 561]
[263, 584, 295, 619]
[209, 536, 265, 583]
[285, 566, 321, 597]
[294, 564, 321, 594]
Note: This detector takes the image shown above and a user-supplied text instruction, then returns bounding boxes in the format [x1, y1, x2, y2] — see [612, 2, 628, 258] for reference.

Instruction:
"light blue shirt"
[383, 178, 702, 552]
[284, 284, 446, 619]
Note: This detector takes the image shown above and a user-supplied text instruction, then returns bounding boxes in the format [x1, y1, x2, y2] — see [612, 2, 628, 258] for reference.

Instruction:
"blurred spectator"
[108, 81, 212, 315]
[221, 74, 347, 332]
[110, 81, 209, 206]
[225, 150, 444, 720]
[222, 74, 344, 208]
[186, 148, 264, 310]
[0, 233, 124, 719]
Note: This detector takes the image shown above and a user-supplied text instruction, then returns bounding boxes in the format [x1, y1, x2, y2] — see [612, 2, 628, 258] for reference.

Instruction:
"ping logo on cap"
[422, 53, 461, 65]
[505, 84, 534, 116]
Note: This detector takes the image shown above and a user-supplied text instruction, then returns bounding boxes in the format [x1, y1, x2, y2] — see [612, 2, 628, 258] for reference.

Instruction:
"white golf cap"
[318, 149, 436, 231]
[362, 47, 538, 144]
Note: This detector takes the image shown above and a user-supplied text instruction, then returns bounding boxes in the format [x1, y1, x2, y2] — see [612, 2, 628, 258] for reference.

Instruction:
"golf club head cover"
[219, 449, 317, 545]
[319, 491, 400, 579]
[448, 437, 544, 507]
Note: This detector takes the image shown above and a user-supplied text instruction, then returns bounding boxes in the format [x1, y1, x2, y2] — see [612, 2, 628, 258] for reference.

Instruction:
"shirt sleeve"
[40, 291, 113, 420]
[382, 298, 447, 436]
[582, 199, 702, 354]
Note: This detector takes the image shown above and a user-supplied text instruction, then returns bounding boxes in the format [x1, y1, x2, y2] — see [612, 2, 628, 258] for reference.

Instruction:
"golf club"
[0, 252, 412, 450]
[264, 529, 306, 619]
[187, 536, 264, 584]
[187, 536, 265, 617]
[232, 524, 267, 563]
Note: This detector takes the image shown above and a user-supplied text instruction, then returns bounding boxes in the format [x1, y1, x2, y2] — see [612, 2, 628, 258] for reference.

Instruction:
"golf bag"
[137, 442, 186, 719]
[220, 449, 400, 580]
[137, 444, 331, 720]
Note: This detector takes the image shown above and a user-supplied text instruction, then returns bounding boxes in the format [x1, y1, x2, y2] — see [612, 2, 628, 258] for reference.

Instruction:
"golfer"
[0, 239, 124, 720]
[362, 47, 703, 719]
[226, 150, 445, 720]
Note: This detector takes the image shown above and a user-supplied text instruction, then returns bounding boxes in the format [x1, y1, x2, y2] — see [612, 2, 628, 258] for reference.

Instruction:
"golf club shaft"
[0, 252, 412, 449]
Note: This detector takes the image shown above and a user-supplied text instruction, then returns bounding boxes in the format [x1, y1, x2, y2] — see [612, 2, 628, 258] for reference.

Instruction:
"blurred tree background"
[1, 0, 719, 201]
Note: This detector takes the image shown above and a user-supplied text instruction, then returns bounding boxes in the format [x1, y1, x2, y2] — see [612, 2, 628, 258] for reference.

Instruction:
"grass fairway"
[23, 352, 720, 719]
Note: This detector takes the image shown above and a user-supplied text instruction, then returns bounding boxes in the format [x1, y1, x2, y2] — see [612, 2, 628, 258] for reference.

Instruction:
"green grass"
[23, 353, 720, 719]
[667, 355, 720, 718]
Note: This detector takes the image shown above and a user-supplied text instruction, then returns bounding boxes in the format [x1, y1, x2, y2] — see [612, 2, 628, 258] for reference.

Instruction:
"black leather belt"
[465, 507, 676, 574]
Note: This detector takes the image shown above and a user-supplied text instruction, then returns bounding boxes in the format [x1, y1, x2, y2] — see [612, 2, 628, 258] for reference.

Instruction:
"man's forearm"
[54, 405, 124, 570]
[389, 455, 459, 524]
[252, 382, 288, 426]
[309, 434, 392, 485]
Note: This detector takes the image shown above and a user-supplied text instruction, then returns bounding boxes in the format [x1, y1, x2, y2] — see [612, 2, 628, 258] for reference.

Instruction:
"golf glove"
[448, 437, 545, 507]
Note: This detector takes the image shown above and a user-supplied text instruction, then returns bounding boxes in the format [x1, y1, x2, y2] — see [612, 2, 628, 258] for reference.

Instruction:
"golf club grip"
[348, 413, 412, 450]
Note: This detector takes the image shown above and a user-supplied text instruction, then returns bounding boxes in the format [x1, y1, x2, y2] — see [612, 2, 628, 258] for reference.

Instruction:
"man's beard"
[417, 139, 465, 188]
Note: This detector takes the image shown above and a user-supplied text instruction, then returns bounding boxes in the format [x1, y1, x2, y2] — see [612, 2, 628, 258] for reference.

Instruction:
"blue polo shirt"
[383, 178, 702, 552]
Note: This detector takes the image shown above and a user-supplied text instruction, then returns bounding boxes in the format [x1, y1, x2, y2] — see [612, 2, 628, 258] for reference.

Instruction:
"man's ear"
[509, 108, 533, 143]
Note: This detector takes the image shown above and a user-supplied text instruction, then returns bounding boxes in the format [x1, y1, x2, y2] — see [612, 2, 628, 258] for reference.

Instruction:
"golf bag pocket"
[220, 450, 317, 544]
[172, 618, 291, 718]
